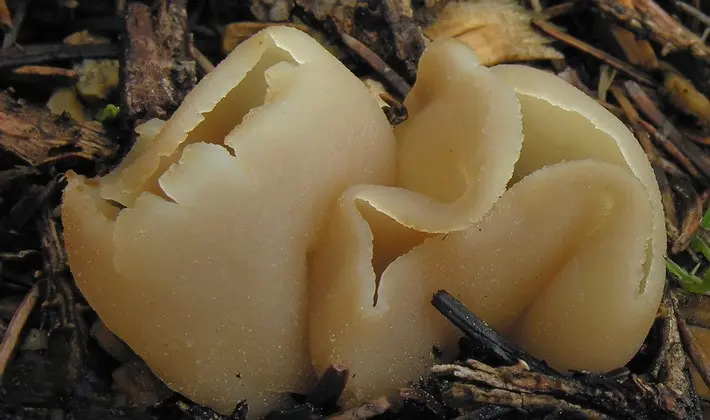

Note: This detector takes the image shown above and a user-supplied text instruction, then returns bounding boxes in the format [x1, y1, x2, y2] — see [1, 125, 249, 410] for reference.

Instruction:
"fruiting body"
[62, 27, 666, 417]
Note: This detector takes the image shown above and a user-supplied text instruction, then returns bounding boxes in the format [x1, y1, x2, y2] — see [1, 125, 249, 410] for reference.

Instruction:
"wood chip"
[121, 0, 196, 122]
[0, 92, 117, 167]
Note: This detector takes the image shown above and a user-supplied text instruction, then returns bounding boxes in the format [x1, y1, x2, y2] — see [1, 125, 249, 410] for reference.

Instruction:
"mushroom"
[309, 37, 524, 401]
[62, 26, 396, 417]
[309, 40, 665, 402]
[61, 26, 666, 418]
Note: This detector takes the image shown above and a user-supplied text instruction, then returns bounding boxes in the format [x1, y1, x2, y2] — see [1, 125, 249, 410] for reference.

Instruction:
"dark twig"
[8, 65, 78, 86]
[340, 32, 411, 99]
[0, 43, 118, 69]
[432, 290, 702, 419]
[431, 290, 559, 376]
[0, 284, 38, 382]
[674, 1, 710, 29]
[532, 19, 655, 86]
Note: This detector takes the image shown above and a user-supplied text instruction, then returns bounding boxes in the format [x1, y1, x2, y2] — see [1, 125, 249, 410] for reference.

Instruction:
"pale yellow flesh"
[63, 27, 397, 417]
[311, 160, 653, 403]
[61, 27, 666, 417]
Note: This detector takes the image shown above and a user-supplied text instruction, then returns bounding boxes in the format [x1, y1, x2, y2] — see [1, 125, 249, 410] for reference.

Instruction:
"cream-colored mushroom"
[490, 63, 666, 326]
[310, 41, 664, 400]
[62, 26, 396, 417]
[62, 26, 667, 418]
[312, 158, 652, 383]
[309, 37, 524, 401]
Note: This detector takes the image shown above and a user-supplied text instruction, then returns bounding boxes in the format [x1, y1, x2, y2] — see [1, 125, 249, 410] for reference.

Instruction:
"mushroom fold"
[61, 26, 666, 418]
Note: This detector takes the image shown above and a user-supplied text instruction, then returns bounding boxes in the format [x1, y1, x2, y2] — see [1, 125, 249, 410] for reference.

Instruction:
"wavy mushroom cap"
[62, 26, 396, 417]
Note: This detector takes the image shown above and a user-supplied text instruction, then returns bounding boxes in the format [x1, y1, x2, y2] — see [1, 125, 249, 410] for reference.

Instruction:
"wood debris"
[121, 0, 196, 122]
[0, 92, 116, 167]
[425, 0, 563, 66]
[9, 65, 78, 86]
[0, 285, 37, 382]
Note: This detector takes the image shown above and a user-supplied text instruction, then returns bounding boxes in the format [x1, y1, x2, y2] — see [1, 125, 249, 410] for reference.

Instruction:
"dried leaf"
[425, 0, 563, 66]
[47, 88, 86, 123]
[611, 25, 658, 69]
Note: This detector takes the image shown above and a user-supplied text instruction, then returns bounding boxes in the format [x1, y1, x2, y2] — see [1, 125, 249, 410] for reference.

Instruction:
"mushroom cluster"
[61, 26, 666, 418]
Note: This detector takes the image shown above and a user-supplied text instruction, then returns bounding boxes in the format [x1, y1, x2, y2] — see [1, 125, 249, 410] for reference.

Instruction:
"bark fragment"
[121, 0, 196, 123]
[0, 92, 117, 167]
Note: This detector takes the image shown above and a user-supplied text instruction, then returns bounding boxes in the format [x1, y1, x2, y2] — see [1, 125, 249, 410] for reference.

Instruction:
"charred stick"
[431, 290, 559, 376]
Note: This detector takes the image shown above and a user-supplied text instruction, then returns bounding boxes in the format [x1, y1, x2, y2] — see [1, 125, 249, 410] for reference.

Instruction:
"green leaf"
[96, 104, 120, 122]
[701, 206, 710, 230]
[666, 258, 710, 293]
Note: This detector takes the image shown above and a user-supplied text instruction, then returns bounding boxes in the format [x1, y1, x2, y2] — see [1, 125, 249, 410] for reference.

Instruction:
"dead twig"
[190, 43, 214, 74]
[0, 285, 38, 382]
[674, 1, 710, 28]
[532, 19, 655, 86]
[9, 65, 78, 86]
[592, 0, 710, 60]
[611, 85, 678, 228]
[0, 43, 118, 70]
[432, 290, 702, 419]
[340, 32, 411, 99]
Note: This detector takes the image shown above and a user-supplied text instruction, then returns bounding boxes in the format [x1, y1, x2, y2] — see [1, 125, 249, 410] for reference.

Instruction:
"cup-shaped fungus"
[309, 37, 524, 400]
[62, 26, 667, 418]
[309, 38, 665, 402]
[62, 26, 396, 417]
